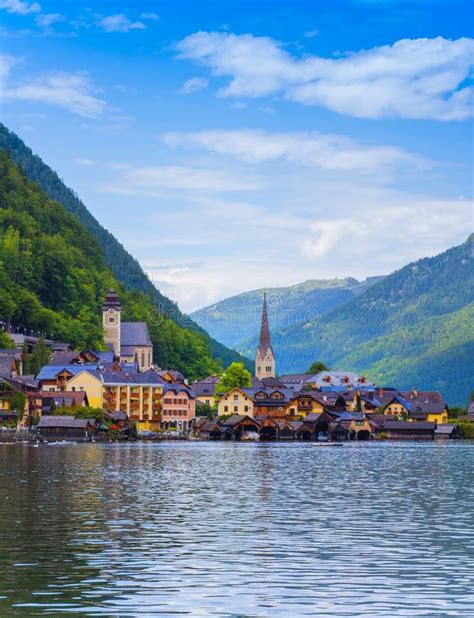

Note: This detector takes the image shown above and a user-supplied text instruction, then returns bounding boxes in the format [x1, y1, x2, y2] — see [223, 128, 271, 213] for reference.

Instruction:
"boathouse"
[37, 415, 97, 440]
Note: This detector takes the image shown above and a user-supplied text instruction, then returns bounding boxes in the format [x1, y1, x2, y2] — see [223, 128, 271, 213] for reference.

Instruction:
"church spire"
[258, 292, 272, 357]
[255, 292, 276, 379]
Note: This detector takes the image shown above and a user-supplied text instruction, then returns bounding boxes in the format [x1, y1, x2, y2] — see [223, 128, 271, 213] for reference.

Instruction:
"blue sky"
[0, 0, 472, 311]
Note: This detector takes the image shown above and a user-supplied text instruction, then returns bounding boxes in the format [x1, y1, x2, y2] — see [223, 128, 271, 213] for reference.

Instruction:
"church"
[255, 292, 276, 379]
[102, 289, 153, 372]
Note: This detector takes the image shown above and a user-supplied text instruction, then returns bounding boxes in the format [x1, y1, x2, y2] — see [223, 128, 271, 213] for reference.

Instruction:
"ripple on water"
[0, 442, 473, 616]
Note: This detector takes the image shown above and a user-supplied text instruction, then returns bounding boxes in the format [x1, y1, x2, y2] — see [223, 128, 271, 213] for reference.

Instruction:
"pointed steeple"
[258, 292, 272, 357]
[255, 292, 276, 379]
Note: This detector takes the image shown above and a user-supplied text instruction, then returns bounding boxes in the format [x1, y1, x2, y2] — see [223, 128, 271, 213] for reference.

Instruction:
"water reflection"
[0, 442, 473, 615]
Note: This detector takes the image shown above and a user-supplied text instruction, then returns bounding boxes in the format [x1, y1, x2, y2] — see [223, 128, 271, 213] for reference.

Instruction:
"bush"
[458, 421, 474, 440]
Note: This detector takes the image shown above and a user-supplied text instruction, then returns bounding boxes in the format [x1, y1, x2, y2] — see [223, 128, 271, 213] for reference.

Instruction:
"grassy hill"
[266, 237, 473, 405]
[0, 151, 231, 380]
[191, 277, 382, 349]
[0, 123, 250, 371]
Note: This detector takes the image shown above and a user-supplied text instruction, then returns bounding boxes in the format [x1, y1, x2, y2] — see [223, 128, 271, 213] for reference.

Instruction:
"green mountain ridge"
[0, 123, 250, 371]
[0, 151, 231, 380]
[265, 237, 473, 405]
[191, 276, 383, 349]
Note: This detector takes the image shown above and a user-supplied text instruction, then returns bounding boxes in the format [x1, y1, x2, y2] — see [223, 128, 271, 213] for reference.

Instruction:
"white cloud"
[179, 77, 209, 94]
[176, 31, 474, 120]
[162, 129, 427, 173]
[35, 13, 65, 29]
[4, 70, 106, 117]
[141, 12, 159, 22]
[98, 14, 146, 33]
[99, 165, 262, 196]
[0, 53, 16, 86]
[0, 0, 40, 15]
[304, 30, 319, 38]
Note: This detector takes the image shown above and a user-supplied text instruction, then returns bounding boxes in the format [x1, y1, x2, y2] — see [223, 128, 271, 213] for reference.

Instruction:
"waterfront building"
[217, 387, 254, 417]
[384, 390, 448, 424]
[255, 293, 276, 380]
[37, 415, 97, 440]
[102, 289, 153, 372]
[161, 385, 196, 431]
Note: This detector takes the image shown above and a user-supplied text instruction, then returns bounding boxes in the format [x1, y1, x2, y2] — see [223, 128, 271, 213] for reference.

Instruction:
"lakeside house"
[37, 415, 97, 441]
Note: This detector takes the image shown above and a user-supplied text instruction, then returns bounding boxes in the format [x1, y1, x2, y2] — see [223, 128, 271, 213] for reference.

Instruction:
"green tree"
[8, 391, 26, 425]
[308, 361, 329, 373]
[30, 337, 51, 375]
[0, 330, 13, 348]
[215, 362, 252, 399]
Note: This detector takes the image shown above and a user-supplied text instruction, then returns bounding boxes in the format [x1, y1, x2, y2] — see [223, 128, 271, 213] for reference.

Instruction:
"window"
[244, 405, 249, 412]
[234, 406, 238, 412]
[356, 420, 364, 426]
[108, 317, 115, 323]
[233, 394, 239, 401]
[224, 405, 228, 412]
[71, 387, 76, 392]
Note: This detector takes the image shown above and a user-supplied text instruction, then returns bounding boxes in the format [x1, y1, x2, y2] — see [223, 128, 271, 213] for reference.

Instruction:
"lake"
[0, 442, 473, 616]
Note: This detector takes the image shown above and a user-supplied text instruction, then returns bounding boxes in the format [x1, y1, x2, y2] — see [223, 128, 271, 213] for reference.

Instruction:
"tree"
[215, 362, 252, 399]
[0, 330, 13, 348]
[30, 337, 51, 375]
[308, 361, 329, 374]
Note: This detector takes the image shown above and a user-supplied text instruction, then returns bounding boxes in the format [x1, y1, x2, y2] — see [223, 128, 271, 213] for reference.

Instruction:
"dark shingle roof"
[120, 322, 152, 347]
[385, 421, 436, 430]
[38, 415, 93, 428]
[435, 424, 457, 435]
[191, 381, 216, 396]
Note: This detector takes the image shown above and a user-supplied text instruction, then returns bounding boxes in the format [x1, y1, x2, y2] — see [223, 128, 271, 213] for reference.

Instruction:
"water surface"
[0, 442, 473, 616]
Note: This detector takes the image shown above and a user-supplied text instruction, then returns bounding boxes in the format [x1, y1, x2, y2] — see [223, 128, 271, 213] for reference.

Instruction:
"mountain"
[191, 277, 383, 349]
[0, 123, 250, 371]
[267, 237, 473, 405]
[0, 150, 230, 380]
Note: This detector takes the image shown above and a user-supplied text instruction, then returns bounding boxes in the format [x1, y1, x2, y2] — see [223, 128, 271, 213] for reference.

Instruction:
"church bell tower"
[102, 289, 122, 357]
[255, 292, 276, 380]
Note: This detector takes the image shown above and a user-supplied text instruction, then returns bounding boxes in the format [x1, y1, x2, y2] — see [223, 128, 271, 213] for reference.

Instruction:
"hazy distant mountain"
[263, 236, 473, 405]
[191, 276, 383, 349]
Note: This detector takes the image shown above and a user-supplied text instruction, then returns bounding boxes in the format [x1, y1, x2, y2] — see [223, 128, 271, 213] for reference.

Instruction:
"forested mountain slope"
[266, 237, 473, 404]
[0, 151, 227, 380]
[192, 277, 382, 349]
[0, 123, 250, 370]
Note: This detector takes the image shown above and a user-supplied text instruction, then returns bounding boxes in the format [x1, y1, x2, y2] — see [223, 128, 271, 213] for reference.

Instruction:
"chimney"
[378, 388, 383, 397]
[412, 386, 418, 398]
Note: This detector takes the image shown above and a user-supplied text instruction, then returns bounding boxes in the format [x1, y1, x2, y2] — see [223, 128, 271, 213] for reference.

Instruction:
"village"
[0, 290, 472, 444]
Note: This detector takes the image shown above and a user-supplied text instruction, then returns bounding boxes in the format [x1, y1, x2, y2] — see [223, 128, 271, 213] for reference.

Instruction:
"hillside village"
[0, 290, 472, 443]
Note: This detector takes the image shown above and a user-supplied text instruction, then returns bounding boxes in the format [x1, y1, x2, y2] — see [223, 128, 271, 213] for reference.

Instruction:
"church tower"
[255, 292, 276, 380]
[102, 289, 122, 357]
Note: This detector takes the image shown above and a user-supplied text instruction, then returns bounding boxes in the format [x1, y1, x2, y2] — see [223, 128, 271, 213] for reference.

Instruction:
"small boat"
[313, 442, 343, 447]
[46, 440, 77, 446]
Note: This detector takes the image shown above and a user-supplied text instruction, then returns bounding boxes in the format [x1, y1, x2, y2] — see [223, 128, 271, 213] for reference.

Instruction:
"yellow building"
[66, 370, 103, 408]
[385, 394, 449, 424]
[217, 388, 254, 417]
[285, 393, 326, 418]
[65, 369, 163, 432]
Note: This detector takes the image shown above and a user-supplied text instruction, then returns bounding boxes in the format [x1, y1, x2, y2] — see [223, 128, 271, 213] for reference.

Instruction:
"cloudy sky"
[0, 0, 472, 312]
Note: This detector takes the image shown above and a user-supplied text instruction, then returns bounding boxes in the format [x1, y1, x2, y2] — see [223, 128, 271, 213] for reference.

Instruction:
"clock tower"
[102, 289, 123, 357]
